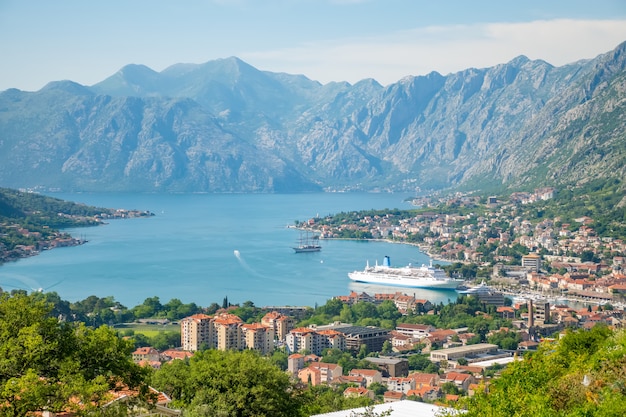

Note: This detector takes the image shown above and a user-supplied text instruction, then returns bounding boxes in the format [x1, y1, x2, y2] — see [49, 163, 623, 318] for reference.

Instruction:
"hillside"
[0, 188, 150, 264]
[0, 42, 625, 193]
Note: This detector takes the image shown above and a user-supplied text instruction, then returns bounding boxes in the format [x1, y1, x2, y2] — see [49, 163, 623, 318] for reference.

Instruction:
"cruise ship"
[348, 256, 463, 289]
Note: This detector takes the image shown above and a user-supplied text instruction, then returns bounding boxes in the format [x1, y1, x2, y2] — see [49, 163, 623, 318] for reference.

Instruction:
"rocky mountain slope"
[1, 41, 625, 193]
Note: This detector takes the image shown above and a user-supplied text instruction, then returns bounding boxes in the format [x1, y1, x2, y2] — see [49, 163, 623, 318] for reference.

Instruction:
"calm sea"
[0, 193, 458, 309]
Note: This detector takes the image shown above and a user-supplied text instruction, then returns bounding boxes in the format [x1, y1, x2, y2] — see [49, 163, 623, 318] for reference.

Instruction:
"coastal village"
[310, 187, 626, 306]
[0, 208, 153, 264]
[131, 284, 625, 409]
[124, 186, 626, 411]
[3, 187, 626, 413]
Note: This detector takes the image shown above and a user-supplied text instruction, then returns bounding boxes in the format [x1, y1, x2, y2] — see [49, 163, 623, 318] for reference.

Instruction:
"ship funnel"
[383, 256, 391, 267]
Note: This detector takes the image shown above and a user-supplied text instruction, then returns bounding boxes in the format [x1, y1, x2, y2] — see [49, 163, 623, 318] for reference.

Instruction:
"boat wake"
[233, 249, 265, 278]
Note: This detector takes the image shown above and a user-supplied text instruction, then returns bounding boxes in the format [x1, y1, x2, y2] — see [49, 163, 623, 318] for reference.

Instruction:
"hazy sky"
[1, 0, 626, 91]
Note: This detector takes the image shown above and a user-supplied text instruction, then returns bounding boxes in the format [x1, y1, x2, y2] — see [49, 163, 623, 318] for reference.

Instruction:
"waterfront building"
[522, 253, 542, 272]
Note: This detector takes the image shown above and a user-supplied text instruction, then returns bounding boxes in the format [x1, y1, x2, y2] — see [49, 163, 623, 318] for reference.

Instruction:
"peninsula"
[0, 187, 153, 265]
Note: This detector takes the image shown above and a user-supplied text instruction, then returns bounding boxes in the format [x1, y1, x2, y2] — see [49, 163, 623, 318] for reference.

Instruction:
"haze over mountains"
[1, 41, 625, 193]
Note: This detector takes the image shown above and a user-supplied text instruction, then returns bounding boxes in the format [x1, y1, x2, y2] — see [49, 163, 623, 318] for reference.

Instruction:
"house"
[132, 347, 160, 364]
[407, 385, 441, 402]
[335, 375, 367, 388]
[288, 353, 305, 375]
[383, 391, 405, 403]
[343, 386, 375, 400]
[441, 372, 476, 391]
[408, 372, 440, 388]
[298, 362, 343, 386]
[160, 349, 193, 362]
[386, 377, 415, 394]
[348, 369, 383, 387]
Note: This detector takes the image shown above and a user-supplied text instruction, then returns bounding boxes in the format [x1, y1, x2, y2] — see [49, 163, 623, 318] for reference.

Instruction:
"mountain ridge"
[1, 41, 625, 193]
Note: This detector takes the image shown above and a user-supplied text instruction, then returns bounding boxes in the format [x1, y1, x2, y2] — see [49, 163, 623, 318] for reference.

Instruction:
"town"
[128, 282, 624, 412]
[122, 184, 626, 413]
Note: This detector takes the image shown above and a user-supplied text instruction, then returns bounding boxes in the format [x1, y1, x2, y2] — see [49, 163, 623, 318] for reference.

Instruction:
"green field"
[114, 323, 180, 338]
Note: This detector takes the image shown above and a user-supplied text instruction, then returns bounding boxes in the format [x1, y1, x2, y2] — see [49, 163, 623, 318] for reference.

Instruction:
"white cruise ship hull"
[347, 256, 463, 290]
[348, 271, 462, 289]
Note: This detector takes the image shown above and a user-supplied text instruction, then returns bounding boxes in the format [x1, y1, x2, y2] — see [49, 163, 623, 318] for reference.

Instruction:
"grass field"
[114, 323, 180, 338]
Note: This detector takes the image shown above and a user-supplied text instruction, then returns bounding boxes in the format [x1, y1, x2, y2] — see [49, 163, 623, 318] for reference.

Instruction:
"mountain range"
[1, 41, 625, 193]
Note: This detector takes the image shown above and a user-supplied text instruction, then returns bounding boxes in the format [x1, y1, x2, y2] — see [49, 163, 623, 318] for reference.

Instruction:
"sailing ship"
[292, 230, 322, 253]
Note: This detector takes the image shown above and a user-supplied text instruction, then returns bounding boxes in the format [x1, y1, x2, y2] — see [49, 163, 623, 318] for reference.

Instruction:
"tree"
[458, 327, 626, 416]
[151, 349, 304, 416]
[0, 292, 151, 416]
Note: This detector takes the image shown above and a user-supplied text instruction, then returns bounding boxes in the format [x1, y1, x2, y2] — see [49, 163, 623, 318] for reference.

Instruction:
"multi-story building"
[180, 313, 213, 351]
[522, 253, 542, 272]
[241, 323, 274, 354]
[387, 377, 415, 394]
[213, 313, 244, 351]
[364, 357, 409, 378]
[181, 312, 274, 353]
[298, 362, 343, 386]
[337, 325, 390, 353]
[261, 311, 295, 341]
[429, 343, 499, 363]
[287, 327, 319, 354]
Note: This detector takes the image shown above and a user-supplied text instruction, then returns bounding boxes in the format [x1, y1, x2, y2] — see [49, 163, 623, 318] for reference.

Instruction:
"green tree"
[0, 292, 150, 416]
[151, 349, 303, 416]
[457, 326, 626, 416]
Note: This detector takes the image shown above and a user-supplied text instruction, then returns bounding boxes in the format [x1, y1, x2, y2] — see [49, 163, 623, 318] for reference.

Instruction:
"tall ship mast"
[292, 230, 322, 253]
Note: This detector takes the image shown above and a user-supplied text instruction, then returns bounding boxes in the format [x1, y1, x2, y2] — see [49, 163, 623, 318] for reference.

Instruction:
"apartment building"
[261, 311, 295, 341]
[213, 313, 244, 351]
[180, 313, 213, 351]
[181, 312, 273, 353]
[241, 323, 274, 354]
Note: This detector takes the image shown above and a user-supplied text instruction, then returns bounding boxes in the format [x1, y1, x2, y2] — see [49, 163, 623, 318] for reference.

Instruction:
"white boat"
[348, 256, 463, 289]
[292, 230, 321, 253]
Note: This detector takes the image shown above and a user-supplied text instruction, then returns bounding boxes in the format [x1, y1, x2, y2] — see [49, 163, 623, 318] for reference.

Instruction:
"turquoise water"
[0, 193, 457, 308]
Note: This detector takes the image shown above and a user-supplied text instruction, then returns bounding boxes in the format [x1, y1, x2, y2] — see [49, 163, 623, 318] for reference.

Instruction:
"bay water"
[0, 193, 457, 309]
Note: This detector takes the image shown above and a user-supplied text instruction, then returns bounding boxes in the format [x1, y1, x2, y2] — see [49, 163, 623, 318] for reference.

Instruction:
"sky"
[1, 0, 626, 92]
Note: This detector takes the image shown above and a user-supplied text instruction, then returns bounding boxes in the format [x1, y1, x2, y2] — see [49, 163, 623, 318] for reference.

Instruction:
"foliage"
[457, 326, 626, 416]
[0, 292, 151, 416]
[0, 188, 118, 259]
[151, 349, 304, 416]
[300, 385, 372, 416]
